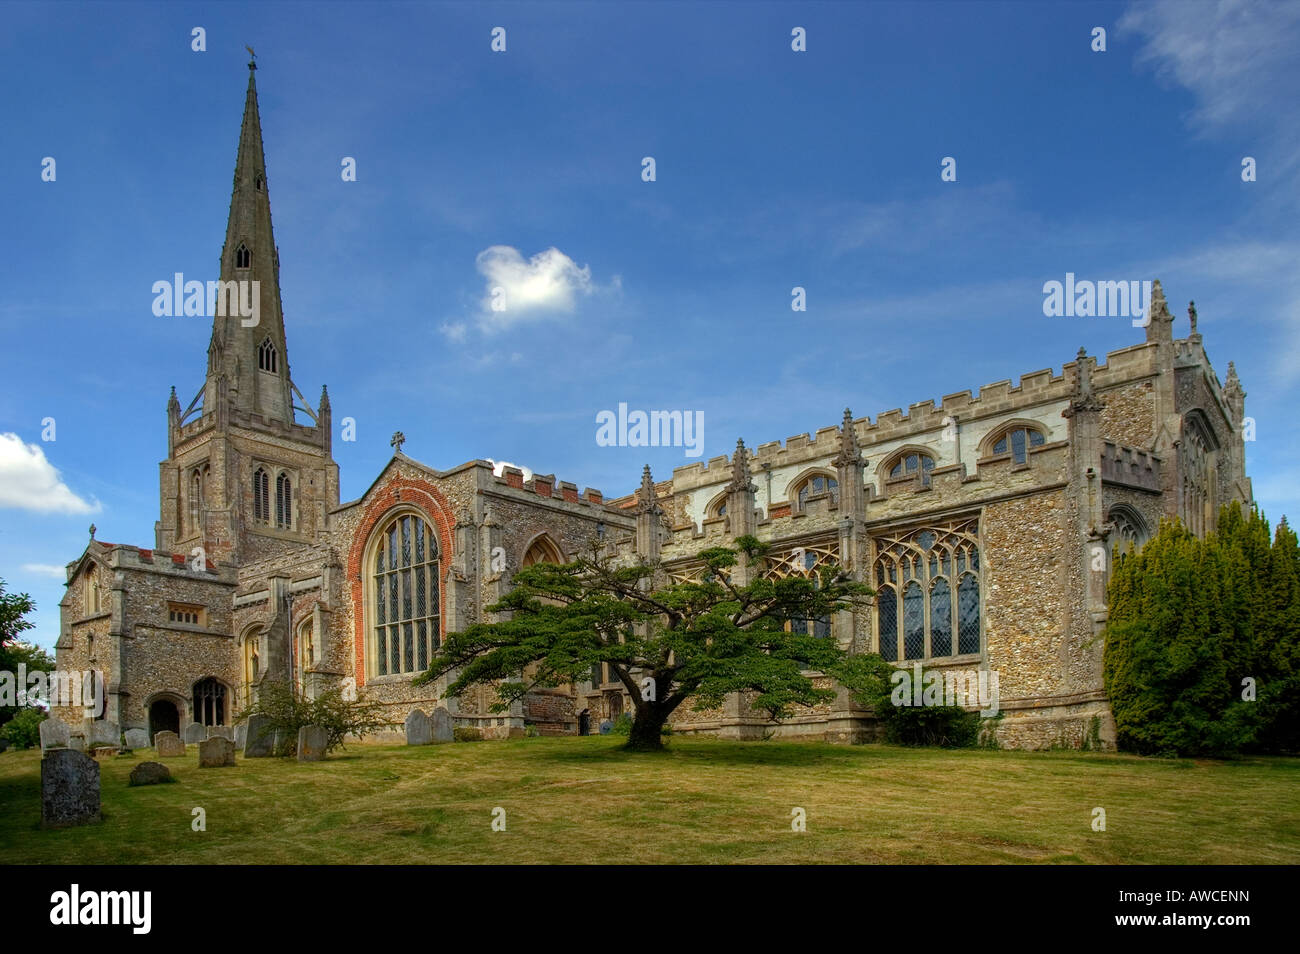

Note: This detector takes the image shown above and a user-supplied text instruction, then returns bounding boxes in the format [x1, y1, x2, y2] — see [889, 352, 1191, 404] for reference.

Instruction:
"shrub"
[610, 713, 633, 736]
[1103, 503, 1300, 756]
[235, 681, 385, 757]
[453, 727, 483, 742]
[0, 707, 46, 750]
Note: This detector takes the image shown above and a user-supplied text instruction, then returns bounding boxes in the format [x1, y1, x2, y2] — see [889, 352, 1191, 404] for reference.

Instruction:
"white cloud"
[21, 563, 66, 579]
[0, 433, 101, 515]
[475, 245, 594, 329]
[1120, 1, 1300, 182]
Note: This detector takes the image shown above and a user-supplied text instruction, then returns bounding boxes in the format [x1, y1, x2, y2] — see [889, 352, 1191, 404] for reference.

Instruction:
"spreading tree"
[415, 536, 875, 750]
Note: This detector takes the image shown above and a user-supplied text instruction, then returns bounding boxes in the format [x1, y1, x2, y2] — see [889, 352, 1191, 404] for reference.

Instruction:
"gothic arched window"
[884, 449, 937, 486]
[254, 173, 263, 192]
[258, 338, 278, 373]
[988, 424, 1046, 465]
[369, 512, 440, 678]
[235, 243, 250, 269]
[795, 473, 838, 510]
[193, 677, 227, 727]
[874, 518, 982, 660]
[252, 467, 269, 524]
[275, 473, 292, 529]
[1107, 505, 1150, 561]
[296, 619, 315, 694]
[521, 535, 564, 567]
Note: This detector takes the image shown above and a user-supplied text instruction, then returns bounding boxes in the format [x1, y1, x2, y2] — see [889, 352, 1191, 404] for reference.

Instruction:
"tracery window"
[235, 243, 250, 269]
[766, 543, 837, 639]
[795, 473, 838, 510]
[193, 677, 226, 727]
[521, 535, 564, 567]
[1107, 505, 1149, 561]
[258, 337, 278, 373]
[874, 518, 982, 661]
[1180, 414, 1217, 537]
[885, 449, 937, 486]
[370, 512, 440, 678]
[989, 425, 1046, 465]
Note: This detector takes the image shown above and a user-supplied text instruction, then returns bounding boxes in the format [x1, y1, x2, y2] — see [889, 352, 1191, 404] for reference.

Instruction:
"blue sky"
[2, 0, 1298, 651]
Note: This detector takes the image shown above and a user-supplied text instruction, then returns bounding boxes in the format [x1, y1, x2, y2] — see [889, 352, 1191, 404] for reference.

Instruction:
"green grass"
[3, 737, 1298, 864]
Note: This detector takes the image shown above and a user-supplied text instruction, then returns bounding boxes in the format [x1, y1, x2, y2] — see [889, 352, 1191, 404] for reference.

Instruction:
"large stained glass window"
[874, 517, 982, 660]
[371, 513, 439, 677]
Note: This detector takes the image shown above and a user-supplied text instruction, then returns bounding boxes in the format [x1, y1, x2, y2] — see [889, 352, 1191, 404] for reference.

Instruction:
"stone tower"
[156, 59, 338, 567]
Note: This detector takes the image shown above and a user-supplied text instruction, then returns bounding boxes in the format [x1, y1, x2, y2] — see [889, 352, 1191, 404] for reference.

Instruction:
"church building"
[53, 64, 1253, 749]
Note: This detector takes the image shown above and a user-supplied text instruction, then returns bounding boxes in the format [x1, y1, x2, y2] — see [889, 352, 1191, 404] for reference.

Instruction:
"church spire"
[204, 59, 293, 424]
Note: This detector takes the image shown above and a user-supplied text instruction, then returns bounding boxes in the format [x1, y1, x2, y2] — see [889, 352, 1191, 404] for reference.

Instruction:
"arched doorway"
[148, 699, 181, 741]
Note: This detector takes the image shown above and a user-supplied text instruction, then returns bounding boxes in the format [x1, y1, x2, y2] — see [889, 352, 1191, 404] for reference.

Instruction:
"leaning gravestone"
[198, 737, 236, 768]
[154, 731, 185, 757]
[91, 721, 121, 748]
[405, 709, 432, 745]
[41, 749, 101, 828]
[124, 728, 149, 750]
[183, 722, 206, 744]
[431, 707, 454, 744]
[128, 761, 172, 786]
[234, 723, 247, 751]
[297, 725, 327, 762]
[40, 719, 70, 751]
[244, 715, 274, 758]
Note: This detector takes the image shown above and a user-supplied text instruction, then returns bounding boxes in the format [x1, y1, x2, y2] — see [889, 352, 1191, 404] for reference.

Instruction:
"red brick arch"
[347, 477, 456, 688]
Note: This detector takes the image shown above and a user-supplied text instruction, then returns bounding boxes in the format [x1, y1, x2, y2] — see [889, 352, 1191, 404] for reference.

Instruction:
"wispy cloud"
[20, 563, 67, 579]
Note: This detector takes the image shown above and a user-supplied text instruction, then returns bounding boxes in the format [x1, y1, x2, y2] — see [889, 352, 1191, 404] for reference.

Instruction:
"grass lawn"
[2, 736, 1298, 864]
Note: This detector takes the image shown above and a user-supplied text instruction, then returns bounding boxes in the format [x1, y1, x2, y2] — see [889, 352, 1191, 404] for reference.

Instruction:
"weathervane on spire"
[246, 45, 257, 69]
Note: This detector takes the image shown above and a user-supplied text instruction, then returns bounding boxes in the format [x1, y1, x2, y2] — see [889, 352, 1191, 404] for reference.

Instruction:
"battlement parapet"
[1100, 442, 1161, 492]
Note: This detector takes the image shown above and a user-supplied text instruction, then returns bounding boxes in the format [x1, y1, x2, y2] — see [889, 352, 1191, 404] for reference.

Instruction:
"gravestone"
[124, 728, 149, 750]
[244, 715, 274, 758]
[234, 723, 247, 751]
[68, 733, 86, 753]
[297, 725, 327, 762]
[431, 707, 454, 744]
[206, 725, 234, 742]
[128, 761, 172, 786]
[91, 721, 120, 747]
[41, 749, 101, 828]
[183, 722, 206, 744]
[39, 718, 70, 750]
[154, 731, 185, 757]
[405, 709, 432, 745]
[198, 737, 236, 768]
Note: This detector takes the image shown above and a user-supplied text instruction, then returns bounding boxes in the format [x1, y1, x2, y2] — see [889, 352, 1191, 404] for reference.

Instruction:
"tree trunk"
[625, 703, 667, 751]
